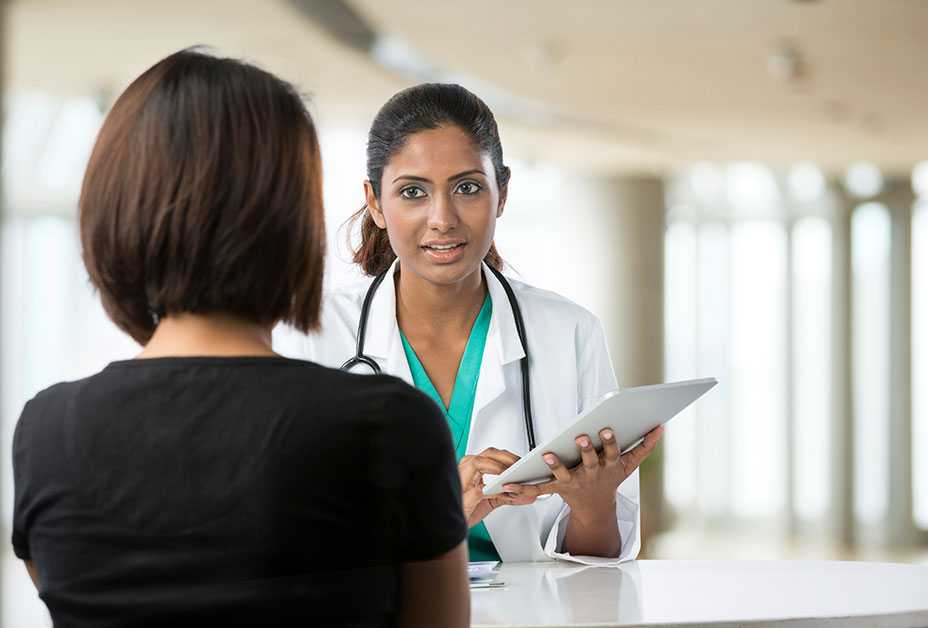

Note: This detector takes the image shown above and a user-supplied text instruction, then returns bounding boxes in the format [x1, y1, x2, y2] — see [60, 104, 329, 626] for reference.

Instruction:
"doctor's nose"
[427, 193, 459, 232]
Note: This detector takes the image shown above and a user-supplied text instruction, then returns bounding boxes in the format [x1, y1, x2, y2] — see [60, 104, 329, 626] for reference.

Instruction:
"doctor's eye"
[399, 186, 426, 200]
[455, 181, 482, 195]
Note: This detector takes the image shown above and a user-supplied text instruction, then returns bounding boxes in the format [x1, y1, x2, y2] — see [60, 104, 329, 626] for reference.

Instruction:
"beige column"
[593, 175, 667, 548]
[882, 178, 916, 546]
[596, 176, 665, 387]
[828, 181, 856, 548]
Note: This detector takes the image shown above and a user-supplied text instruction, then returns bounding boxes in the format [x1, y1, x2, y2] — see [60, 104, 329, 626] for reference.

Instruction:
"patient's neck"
[137, 312, 276, 359]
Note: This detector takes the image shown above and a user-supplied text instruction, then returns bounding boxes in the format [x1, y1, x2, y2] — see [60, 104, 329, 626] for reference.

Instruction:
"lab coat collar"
[360, 258, 526, 375]
[359, 258, 413, 384]
[362, 258, 400, 361]
[482, 261, 527, 366]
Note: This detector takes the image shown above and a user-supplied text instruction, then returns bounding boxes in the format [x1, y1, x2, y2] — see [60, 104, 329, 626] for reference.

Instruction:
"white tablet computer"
[482, 377, 717, 495]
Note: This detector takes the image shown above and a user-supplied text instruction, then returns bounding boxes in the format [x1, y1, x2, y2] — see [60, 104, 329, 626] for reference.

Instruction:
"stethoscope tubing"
[340, 265, 536, 451]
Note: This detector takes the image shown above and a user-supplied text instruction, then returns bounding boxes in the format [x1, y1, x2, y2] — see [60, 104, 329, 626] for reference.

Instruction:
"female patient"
[11, 49, 468, 628]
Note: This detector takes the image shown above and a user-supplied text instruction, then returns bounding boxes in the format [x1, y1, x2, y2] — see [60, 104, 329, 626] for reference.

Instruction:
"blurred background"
[2, 0, 926, 624]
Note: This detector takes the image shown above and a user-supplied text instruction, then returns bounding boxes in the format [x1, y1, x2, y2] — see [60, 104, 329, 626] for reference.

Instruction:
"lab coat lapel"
[469, 264, 527, 451]
[470, 324, 506, 440]
[385, 331, 413, 386]
[476, 265, 550, 561]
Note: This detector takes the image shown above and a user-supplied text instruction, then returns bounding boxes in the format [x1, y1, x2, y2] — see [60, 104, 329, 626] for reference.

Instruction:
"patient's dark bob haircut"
[80, 48, 325, 344]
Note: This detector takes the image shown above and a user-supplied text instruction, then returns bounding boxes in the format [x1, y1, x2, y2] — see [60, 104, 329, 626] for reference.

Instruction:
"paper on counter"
[468, 561, 504, 589]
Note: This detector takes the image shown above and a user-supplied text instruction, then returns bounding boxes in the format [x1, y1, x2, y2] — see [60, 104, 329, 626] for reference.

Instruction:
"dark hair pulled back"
[351, 83, 510, 276]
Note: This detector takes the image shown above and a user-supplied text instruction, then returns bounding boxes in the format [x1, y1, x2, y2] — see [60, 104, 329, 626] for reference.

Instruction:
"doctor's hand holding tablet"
[293, 82, 713, 563]
[484, 378, 718, 503]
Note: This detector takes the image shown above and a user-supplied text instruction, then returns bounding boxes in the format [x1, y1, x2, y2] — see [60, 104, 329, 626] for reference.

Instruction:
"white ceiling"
[7, 0, 927, 177]
[5, 0, 406, 122]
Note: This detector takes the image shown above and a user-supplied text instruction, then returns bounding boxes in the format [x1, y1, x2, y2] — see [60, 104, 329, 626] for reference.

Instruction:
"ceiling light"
[767, 40, 805, 83]
[788, 162, 825, 203]
[912, 162, 928, 198]
[844, 162, 884, 198]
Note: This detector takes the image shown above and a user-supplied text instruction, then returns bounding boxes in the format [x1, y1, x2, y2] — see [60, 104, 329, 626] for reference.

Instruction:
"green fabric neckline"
[399, 294, 492, 459]
[399, 293, 500, 562]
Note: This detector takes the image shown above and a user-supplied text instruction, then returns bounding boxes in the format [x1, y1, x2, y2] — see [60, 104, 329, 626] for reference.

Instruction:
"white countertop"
[471, 559, 928, 627]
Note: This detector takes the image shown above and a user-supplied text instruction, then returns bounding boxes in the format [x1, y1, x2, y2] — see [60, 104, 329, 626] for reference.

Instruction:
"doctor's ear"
[496, 184, 508, 218]
[363, 181, 387, 229]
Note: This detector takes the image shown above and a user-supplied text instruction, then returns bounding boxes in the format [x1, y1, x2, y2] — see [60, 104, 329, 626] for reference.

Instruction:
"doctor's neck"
[395, 266, 486, 336]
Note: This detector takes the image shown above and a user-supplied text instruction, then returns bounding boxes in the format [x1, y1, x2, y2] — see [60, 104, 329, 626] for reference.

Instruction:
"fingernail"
[579, 436, 590, 448]
[544, 454, 556, 466]
[503, 484, 519, 492]
[602, 429, 614, 441]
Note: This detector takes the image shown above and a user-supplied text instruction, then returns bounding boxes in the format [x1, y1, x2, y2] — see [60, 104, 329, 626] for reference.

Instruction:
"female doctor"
[298, 83, 662, 564]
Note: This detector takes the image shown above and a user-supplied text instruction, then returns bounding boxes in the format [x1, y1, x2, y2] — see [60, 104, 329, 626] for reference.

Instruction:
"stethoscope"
[340, 264, 537, 451]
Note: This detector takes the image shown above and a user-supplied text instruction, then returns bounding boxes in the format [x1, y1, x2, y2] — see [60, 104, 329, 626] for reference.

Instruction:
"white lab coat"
[276, 260, 640, 565]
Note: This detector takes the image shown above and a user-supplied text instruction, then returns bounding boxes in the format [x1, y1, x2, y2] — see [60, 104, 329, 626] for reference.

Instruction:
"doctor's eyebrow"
[391, 169, 487, 184]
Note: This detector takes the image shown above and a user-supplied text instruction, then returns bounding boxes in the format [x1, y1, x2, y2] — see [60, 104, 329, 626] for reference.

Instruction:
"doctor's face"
[366, 125, 506, 287]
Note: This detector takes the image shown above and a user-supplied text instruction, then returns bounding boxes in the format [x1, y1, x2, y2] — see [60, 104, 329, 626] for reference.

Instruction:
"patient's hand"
[458, 448, 537, 528]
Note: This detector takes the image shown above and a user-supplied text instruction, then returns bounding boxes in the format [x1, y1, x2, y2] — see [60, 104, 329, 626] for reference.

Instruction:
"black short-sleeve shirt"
[11, 356, 465, 628]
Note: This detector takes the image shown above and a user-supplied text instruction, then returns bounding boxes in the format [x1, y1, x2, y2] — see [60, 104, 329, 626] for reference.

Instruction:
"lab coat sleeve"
[272, 322, 335, 364]
[272, 293, 356, 368]
[542, 313, 642, 566]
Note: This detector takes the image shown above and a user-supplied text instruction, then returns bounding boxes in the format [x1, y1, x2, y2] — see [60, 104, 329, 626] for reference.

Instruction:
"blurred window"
[792, 217, 832, 521]
[729, 221, 787, 517]
[663, 221, 698, 511]
[665, 165, 801, 523]
[851, 203, 891, 526]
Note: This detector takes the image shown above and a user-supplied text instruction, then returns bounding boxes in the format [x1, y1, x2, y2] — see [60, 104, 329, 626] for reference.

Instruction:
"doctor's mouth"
[421, 238, 469, 264]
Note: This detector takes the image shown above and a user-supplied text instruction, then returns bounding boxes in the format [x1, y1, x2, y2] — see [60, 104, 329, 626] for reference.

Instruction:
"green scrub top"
[399, 294, 501, 562]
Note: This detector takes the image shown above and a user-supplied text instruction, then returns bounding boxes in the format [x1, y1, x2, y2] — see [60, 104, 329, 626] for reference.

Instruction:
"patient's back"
[12, 356, 465, 628]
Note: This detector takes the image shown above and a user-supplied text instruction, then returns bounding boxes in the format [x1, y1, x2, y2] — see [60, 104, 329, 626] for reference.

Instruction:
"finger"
[458, 458, 477, 485]
[543, 452, 573, 483]
[477, 447, 521, 467]
[492, 493, 537, 507]
[471, 456, 508, 476]
[619, 440, 652, 474]
[480, 481, 535, 504]
[501, 483, 538, 497]
[459, 456, 508, 485]
[510, 479, 559, 499]
[600, 427, 620, 462]
[501, 482, 539, 499]
[463, 483, 485, 499]
[576, 434, 599, 470]
[462, 485, 487, 513]
[620, 425, 664, 472]
[648, 425, 665, 448]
